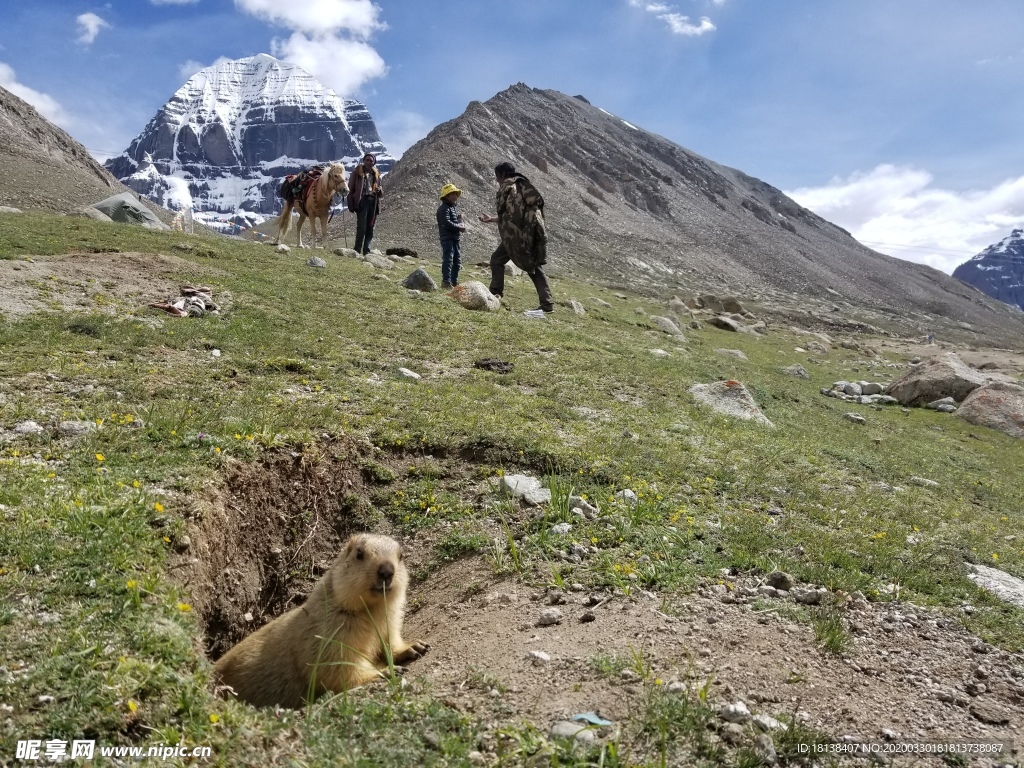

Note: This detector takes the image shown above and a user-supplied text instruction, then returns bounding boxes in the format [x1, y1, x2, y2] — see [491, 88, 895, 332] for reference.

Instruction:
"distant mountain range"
[104, 55, 393, 228]
[953, 229, 1024, 312]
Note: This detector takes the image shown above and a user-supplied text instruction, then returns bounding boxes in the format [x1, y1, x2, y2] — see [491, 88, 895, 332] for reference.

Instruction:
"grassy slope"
[1, 213, 1022, 766]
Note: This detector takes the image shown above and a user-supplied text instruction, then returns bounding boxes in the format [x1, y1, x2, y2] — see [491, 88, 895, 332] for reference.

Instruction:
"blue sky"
[2, 0, 1023, 273]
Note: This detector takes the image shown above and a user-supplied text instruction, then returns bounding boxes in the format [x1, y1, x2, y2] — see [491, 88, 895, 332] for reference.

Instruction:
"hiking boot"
[441, 281, 454, 290]
[537, 305, 555, 314]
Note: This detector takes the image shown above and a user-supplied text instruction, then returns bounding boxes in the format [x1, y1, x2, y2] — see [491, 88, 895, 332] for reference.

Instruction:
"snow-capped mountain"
[952, 229, 1024, 311]
[104, 54, 392, 224]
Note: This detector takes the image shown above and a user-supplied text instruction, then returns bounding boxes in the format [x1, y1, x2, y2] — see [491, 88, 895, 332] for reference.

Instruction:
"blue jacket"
[436, 200, 463, 241]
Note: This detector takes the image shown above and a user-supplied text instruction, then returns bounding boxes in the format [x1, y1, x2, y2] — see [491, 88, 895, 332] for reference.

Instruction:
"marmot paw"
[394, 641, 430, 664]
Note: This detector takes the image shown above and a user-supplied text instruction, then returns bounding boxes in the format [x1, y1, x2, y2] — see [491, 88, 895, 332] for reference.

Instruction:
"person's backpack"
[497, 175, 547, 272]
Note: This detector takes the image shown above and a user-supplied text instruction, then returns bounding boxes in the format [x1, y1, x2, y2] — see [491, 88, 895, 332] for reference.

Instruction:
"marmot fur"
[212, 533, 428, 708]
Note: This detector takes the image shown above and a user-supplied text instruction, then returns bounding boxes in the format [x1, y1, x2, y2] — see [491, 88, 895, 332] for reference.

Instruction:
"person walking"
[478, 161, 554, 313]
[436, 183, 466, 290]
[347, 153, 383, 254]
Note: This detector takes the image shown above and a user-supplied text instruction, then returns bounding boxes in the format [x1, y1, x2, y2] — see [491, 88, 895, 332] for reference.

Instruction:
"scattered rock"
[569, 298, 586, 316]
[13, 420, 45, 435]
[885, 353, 987, 406]
[450, 281, 500, 311]
[766, 571, 795, 591]
[956, 381, 1024, 439]
[719, 701, 751, 724]
[909, 476, 939, 488]
[397, 367, 421, 380]
[969, 702, 1011, 725]
[550, 721, 596, 744]
[715, 348, 748, 361]
[0, 206, 23, 214]
[68, 206, 113, 222]
[781, 364, 809, 378]
[690, 380, 773, 426]
[537, 608, 563, 627]
[550, 522, 572, 535]
[968, 564, 1024, 609]
[843, 412, 866, 425]
[306, 256, 326, 268]
[275, 244, 290, 253]
[525, 650, 551, 666]
[57, 420, 96, 437]
[402, 268, 437, 292]
[651, 316, 684, 337]
[707, 315, 741, 332]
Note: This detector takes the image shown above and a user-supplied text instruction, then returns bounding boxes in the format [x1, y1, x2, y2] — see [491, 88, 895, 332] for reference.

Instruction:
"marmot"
[212, 533, 428, 708]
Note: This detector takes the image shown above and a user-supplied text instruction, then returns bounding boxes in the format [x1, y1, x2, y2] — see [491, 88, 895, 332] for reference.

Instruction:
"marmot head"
[334, 534, 407, 606]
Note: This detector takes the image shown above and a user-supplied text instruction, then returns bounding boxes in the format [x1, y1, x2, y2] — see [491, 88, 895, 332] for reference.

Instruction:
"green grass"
[1, 213, 1023, 766]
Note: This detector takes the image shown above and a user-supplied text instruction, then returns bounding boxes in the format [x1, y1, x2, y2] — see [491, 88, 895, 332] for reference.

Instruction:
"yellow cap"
[439, 183, 462, 200]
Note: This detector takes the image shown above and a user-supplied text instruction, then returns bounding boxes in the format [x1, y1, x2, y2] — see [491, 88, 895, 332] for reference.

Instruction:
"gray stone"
[450, 281, 500, 311]
[504, 262, 523, 277]
[715, 348, 748, 361]
[968, 564, 1024, 609]
[499, 474, 542, 498]
[909, 476, 939, 488]
[843, 382, 863, 397]
[0, 206, 23, 214]
[13, 421, 44, 435]
[550, 522, 572, 535]
[526, 650, 551, 665]
[537, 608, 563, 626]
[306, 256, 326, 268]
[766, 571, 795, 591]
[956, 381, 1024, 439]
[523, 488, 552, 506]
[781, 364, 809, 378]
[651, 316, 684, 337]
[719, 701, 751, 724]
[550, 720, 596, 744]
[275, 244, 290, 253]
[615, 489, 638, 503]
[396, 367, 421, 380]
[707, 315, 741, 332]
[861, 382, 883, 395]
[402, 267, 437, 292]
[844, 412, 866, 424]
[690, 380, 773, 426]
[885, 352, 987, 406]
[57, 420, 97, 437]
[569, 298, 586, 316]
[753, 714, 786, 732]
[589, 297, 612, 308]
[68, 206, 113, 222]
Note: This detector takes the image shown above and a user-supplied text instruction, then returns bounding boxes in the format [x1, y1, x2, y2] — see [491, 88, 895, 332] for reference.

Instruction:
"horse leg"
[296, 212, 308, 248]
[275, 203, 293, 245]
[317, 212, 328, 249]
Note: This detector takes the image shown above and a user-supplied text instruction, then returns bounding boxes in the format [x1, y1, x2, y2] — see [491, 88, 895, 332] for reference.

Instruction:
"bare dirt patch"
[0, 250, 219, 319]
[406, 561, 1024, 762]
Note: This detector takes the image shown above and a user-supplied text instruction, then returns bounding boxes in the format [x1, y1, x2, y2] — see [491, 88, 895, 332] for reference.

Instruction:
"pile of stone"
[821, 380, 898, 406]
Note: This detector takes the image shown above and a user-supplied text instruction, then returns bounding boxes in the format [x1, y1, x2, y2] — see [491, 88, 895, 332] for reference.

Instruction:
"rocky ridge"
[370, 84, 1024, 347]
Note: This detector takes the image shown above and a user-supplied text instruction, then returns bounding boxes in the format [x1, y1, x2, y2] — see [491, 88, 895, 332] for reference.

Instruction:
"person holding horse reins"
[348, 153, 383, 255]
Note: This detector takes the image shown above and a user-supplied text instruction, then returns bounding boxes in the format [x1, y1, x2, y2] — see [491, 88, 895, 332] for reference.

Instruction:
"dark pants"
[441, 238, 461, 286]
[488, 243, 553, 311]
[353, 196, 377, 254]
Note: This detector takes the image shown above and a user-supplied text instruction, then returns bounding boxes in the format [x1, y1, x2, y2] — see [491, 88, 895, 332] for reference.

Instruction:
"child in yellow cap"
[437, 183, 465, 289]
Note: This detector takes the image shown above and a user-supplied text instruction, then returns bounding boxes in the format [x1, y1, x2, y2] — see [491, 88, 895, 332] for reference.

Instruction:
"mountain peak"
[104, 55, 392, 225]
[953, 228, 1024, 311]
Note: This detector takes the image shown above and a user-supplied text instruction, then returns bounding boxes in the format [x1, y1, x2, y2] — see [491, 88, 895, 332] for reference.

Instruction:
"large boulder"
[956, 381, 1024, 439]
[651, 316, 684, 337]
[885, 353, 987, 406]
[450, 282, 500, 311]
[690, 380, 773, 427]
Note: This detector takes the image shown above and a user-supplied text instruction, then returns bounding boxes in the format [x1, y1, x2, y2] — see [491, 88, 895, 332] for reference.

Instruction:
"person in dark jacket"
[436, 183, 466, 289]
[478, 161, 553, 313]
[347, 153, 383, 254]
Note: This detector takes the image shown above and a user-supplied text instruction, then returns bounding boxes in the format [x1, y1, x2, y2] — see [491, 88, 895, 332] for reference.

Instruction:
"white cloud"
[0, 62, 72, 128]
[234, 0, 382, 38]
[375, 110, 432, 157]
[271, 33, 385, 96]
[786, 165, 1024, 274]
[178, 56, 232, 80]
[659, 13, 716, 36]
[629, 1, 716, 37]
[76, 12, 110, 45]
[234, 0, 385, 95]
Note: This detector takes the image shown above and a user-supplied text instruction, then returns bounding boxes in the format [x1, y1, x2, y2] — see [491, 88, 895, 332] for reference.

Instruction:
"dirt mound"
[0, 250, 219, 319]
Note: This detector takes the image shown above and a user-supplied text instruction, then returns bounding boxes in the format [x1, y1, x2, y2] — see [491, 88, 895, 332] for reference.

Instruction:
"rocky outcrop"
[956, 381, 1024, 439]
[884, 353, 988, 406]
[690, 380, 773, 426]
[104, 55, 393, 220]
[952, 229, 1024, 311]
